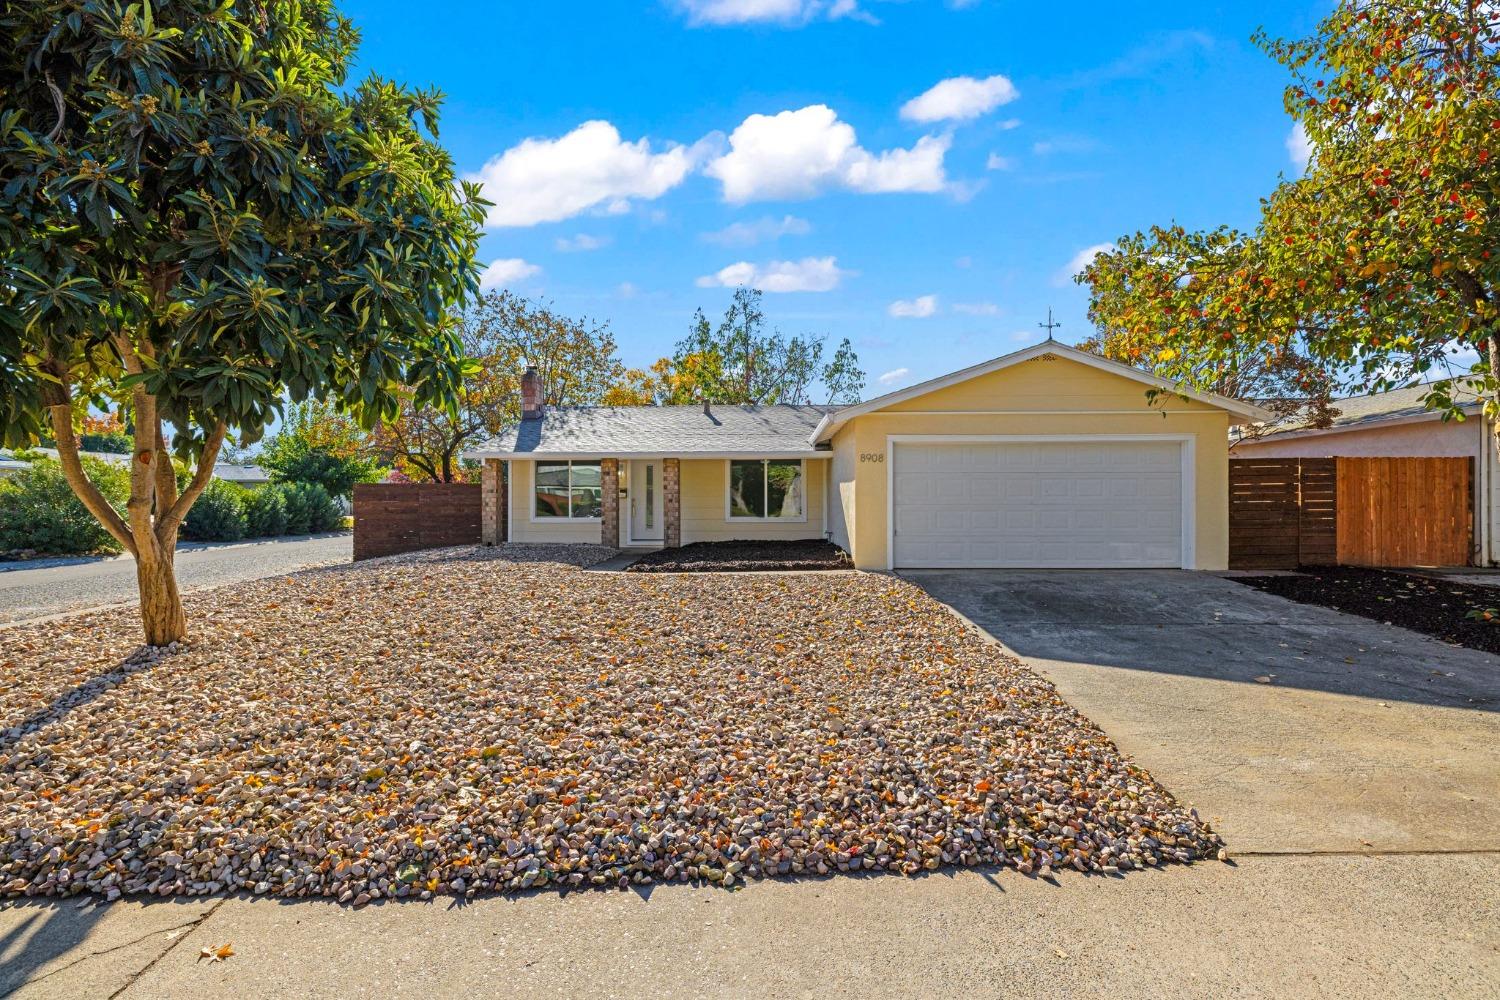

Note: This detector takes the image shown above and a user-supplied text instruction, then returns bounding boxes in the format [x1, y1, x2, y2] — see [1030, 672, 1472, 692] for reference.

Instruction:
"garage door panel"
[893, 440, 1184, 569]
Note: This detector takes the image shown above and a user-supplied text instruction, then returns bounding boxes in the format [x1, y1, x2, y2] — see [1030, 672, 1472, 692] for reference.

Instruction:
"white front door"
[892, 440, 1186, 569]
[629, 460, 663, 543]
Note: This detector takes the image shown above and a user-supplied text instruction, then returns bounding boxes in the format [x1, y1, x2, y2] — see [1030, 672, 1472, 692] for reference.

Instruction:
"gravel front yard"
[1, 547, 1220, 904]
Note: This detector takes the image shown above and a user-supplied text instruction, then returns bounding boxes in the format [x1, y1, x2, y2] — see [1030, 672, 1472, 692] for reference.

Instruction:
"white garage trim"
[884, 434, 1197, 571]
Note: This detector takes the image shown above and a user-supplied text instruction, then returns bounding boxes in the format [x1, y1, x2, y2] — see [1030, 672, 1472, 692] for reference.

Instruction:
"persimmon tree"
[1, 0, 484, 643]
[1081, 0, 1498, 424]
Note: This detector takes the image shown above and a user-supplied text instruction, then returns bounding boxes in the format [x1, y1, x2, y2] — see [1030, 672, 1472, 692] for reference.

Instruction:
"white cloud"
[888, 294, 938, 318]
[466, 121, 697, 228]
[696, 256, 850, 293]
[555, 233, 610, 252]
[706, 105, 951, 202]
[1286, 122, 1312, 172]
[701, 214, 812, 247]
[996, 117, 1021, 130]
[673, 0, 865, 26]
[1055, 242, 1117, 285]
[617, 282, 639, 299]
[478, 258, 541, 290]
[953, 301, 999, 316]
[900, 74, 1019, 124]
[985, 152, 1013, 171]
[877, 367, 911, 386]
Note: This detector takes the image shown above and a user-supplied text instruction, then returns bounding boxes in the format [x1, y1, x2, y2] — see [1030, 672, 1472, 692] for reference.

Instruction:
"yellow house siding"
[881, 355, 1225, 415]
[827, 427, 856, 552]
[842, 356, 1232, 571]
[678, 458, 827, 543]
[508, 460, 605, 544]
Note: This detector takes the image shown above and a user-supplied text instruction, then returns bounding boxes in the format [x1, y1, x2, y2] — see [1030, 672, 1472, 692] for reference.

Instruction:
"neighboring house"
[0, 452, 29, 478]
[1233, 381, 1498, 565]
[11, 448, 270, 488]
[465, 341, 1270, 570]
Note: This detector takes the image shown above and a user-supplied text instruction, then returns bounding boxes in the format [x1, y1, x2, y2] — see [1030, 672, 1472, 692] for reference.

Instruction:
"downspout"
[506, 459, 514, 546]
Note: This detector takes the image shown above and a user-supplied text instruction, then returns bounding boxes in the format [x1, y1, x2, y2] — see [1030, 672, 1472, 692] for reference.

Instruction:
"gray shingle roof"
[464, 404, 837, 458]
[1259, 380, 1482, 437]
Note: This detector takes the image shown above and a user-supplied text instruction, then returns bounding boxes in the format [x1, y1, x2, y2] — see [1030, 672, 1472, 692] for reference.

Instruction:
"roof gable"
[810, 341, 1273, 443]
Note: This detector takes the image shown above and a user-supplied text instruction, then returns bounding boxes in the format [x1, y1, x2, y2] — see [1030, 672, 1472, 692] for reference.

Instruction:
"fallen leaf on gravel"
[199, 943, 234, 963]
[0, 544, 1222, 904]
[1055, 947, 1070, 959]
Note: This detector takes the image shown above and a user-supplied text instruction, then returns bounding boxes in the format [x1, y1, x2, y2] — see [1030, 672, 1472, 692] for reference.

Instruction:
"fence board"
[1336, 457, 1472, 567]
[353, 483, 482, 561]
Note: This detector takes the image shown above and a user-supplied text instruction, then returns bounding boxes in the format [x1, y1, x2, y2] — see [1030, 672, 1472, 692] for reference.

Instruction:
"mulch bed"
[1235, 566, 1500, 655]
[626, 539, 852, 573]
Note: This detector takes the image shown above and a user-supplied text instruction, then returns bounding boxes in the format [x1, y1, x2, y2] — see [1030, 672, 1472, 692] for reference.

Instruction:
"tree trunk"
[135, 545, 186, 646]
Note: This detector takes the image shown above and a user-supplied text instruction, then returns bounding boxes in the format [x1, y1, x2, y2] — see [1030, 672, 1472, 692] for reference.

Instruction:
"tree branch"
[46, 395, 136, 556]
[156, 422, 227, 540]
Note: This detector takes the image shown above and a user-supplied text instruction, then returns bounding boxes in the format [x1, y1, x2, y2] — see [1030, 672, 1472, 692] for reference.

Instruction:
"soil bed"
[1235, 566, 1500, 655]
[626, 539, 851, 573]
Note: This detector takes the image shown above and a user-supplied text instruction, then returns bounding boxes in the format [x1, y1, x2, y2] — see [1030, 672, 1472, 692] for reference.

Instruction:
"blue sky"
[344, 0, 1325, 396]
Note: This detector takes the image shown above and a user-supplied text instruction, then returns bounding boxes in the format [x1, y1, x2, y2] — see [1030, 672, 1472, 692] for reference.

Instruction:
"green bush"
[279, 482, 340, 534]
[0, 456, 130, 554]
[182, 479, 247, 542]
[242, 486, 288, 537]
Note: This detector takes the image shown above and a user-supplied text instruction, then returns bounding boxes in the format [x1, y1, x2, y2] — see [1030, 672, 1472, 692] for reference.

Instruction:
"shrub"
[242, 486, 288, 537]
[0, 456, 130, 554]
[182, 479, 247, 542]
[279, 482, 340, 534]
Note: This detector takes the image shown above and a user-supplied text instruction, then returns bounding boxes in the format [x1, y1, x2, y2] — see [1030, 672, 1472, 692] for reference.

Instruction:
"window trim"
[530, 460, 604, 522]
[724, 458, 809, 523]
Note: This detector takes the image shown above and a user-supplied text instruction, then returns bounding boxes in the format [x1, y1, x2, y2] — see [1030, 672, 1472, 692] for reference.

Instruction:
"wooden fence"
[352, 483, 482, 561]
[1228, 457, 1472, 569]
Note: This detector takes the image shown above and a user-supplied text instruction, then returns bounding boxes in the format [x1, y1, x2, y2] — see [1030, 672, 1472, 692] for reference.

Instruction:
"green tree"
[1081, 1, 1497, 429]
[374, 291, 623, 481]
[260, 401, 382, 498]
[664, 288, 864, 405]
[0, 0, 484, 643]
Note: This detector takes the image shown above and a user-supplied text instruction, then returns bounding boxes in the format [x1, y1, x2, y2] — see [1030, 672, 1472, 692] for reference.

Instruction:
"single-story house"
[1233, 381, 1499, 565]
[464, 341, 1271, 570]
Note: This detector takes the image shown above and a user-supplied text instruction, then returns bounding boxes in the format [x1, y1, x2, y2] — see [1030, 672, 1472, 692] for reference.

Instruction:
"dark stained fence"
[353, 483, 482, 561]
[1229, 457, 1471, 569]
[1228, 458, 1335, 570]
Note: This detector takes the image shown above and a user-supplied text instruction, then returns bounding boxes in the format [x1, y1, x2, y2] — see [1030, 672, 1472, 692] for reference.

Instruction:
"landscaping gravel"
[0, 546, 1222, 905]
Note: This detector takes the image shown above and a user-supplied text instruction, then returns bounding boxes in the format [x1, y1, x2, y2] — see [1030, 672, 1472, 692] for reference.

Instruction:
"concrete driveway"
[903, 569, 1500, 853]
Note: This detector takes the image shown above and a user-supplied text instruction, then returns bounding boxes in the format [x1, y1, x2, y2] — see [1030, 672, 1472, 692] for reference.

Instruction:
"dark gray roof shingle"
[464, 404, 835, 457]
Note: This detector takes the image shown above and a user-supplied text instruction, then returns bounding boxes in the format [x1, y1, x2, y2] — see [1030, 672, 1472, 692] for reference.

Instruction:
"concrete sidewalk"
[4, 854, 1495, 999]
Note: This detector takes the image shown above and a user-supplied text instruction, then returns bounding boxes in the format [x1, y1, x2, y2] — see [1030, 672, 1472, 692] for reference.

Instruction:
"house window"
[728, 459, 805, 520]
[535, 461, 603, 519]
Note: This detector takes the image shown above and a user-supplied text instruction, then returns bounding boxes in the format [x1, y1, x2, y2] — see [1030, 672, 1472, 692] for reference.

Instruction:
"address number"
[859, 452, 884, 463]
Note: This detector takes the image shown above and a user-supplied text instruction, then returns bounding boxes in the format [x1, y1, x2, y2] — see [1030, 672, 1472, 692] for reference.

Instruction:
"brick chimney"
[521, 365, 543, 420]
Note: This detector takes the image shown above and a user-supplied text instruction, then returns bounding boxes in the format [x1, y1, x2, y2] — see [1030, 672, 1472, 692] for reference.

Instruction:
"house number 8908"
[860, 452, 884, 463]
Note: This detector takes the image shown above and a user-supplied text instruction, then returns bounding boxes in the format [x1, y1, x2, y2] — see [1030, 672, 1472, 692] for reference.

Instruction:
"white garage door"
[892, 440, 1185, 569]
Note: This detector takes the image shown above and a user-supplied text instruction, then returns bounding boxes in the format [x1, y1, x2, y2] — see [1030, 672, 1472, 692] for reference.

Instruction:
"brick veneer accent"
[663, 457, 681, 548]
[600, 458, 620, 547]
[481, 458, 506, 545]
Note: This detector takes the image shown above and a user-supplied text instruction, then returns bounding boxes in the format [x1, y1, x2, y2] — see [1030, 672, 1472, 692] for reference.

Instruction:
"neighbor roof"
[808, 340, 1275, 444]
[1252, 380, 1482, 440]
[464, 404, 836, 460]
